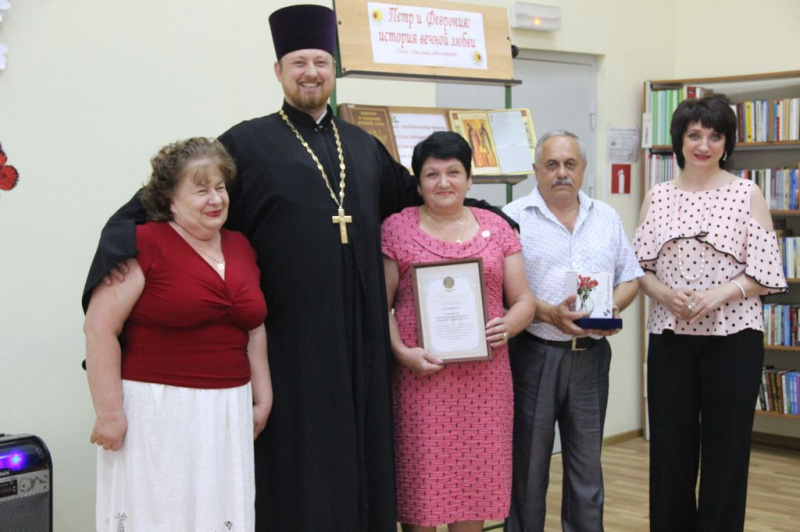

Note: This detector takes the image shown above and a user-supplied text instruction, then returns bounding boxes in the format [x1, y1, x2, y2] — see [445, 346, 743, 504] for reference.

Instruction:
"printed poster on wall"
[367, 2, 487, 70]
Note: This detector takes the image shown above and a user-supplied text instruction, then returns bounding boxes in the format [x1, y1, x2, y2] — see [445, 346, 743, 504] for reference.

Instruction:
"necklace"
[279, 109, 351, 244]
[422, 207, 468, 244]
[677, 239, 706, 282]
[170, 223, 225, 275]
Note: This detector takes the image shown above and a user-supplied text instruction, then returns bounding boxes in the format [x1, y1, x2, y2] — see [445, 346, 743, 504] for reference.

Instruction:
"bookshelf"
[640, 70, 800, 444]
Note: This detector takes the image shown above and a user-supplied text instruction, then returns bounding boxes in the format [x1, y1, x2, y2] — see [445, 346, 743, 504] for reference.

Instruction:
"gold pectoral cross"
[332, 207, 353, 244]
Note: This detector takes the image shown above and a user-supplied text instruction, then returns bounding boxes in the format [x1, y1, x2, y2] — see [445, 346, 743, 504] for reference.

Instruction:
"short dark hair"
[670, 95, 737, 169]
[140, 137, 236, 221]
[411, 131, 472, 182]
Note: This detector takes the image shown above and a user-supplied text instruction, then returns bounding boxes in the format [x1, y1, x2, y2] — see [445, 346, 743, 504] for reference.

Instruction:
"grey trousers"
[505, 332, 611, 532]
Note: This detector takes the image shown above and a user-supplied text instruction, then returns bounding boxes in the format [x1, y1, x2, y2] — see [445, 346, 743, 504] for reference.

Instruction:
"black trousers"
[506, 332, 611, 532]
[647, 329, 764, 532]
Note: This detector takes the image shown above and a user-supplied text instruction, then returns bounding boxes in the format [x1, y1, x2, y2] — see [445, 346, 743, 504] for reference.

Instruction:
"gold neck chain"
[170, 222, 225, 275]
[279, 109, 352, 244]
[421, 206, 468, 244]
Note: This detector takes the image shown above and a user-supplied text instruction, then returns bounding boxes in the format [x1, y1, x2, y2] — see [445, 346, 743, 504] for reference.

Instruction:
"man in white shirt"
[502, 130, 643, 532]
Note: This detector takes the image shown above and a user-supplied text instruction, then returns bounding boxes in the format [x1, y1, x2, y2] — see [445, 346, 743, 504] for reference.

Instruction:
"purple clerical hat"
[269, 4, 337, 59]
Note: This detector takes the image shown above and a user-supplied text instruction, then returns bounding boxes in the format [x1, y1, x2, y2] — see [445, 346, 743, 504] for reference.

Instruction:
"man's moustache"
[553, 177, 573, 186]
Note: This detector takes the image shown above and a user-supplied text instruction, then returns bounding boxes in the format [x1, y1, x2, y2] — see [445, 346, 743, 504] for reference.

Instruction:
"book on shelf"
[760, 367, 771, 411]
[448, 108, 537, 176]
[757, 366, 800, 415]
[683, 85, 714, 100]
[389, 108, 451, 170]
[337, 104, 400, 162]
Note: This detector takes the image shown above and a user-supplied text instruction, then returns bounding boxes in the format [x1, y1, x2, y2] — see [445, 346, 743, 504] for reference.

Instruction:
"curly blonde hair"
[140, 137, 236, 221]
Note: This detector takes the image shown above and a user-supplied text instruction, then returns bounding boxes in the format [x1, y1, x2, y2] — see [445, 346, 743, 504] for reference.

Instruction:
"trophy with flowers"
[576, 275, 599, 313]
[565, 271, 622, 330]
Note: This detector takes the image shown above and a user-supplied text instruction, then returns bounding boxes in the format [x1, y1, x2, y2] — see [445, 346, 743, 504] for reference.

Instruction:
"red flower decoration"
[0, 143, 20, 191]
[576, 275, 599, 312]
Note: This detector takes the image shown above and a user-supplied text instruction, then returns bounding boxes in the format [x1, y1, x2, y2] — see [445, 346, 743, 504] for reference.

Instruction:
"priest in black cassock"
[83, 5, 510, 531]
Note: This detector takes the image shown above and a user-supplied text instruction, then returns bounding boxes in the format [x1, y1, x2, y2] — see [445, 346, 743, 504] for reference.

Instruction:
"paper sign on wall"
[367, 2, 487, 70]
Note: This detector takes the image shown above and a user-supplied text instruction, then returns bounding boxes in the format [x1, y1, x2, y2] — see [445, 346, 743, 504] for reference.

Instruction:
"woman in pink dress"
[382, 132, 536, 532]
[634, 96, 786, 531]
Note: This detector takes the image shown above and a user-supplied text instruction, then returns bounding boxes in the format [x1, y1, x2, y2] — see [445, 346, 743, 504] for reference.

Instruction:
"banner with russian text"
[367, 2, 487, 70]
[336, 0, 513, 82]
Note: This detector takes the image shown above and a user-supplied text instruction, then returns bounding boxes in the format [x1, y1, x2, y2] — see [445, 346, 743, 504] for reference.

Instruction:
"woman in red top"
[84, 138, 271, 532]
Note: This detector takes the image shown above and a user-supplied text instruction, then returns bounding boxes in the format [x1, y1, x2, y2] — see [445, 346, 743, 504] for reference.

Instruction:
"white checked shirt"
[503, 187, 643, 341]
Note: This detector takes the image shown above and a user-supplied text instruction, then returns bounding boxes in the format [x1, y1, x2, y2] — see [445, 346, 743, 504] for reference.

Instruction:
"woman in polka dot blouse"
[634, 95, 787, 532]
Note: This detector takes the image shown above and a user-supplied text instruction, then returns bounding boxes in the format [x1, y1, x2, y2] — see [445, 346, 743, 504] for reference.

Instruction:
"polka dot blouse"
[633, 178, 787, 336]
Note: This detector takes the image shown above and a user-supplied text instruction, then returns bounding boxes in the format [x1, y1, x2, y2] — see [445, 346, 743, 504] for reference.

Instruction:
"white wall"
[0, 0, 795, 529]
[674, 0, 800, 79]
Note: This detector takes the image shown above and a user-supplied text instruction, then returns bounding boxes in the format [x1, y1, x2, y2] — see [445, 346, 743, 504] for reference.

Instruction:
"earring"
[722, 151, 728, 162]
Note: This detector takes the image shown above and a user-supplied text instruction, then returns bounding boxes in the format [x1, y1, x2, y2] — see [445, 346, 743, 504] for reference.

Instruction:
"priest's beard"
[294, 92, 329, 113]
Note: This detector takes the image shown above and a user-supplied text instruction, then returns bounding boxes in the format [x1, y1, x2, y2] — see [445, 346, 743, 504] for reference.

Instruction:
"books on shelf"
[731, 98, 800, 143]
[645, 152, 678, 190]
[647, 87, 683, 146]
[337, 104, 537, 176]
[735, 165, 800, 210]
[774, 98, 800, 141]
[338, 104, 400, 161]
[643, 85, 714, 147]
[758, 366, 800, 415]
[645, 89, 799, 148]
[448, 109, 537, 176]
[763, 304, 800, 346]
[776, 236, 800, 278]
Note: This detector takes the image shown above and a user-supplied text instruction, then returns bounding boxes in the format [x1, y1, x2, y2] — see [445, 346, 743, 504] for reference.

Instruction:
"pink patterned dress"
[381, 206, 521, 526]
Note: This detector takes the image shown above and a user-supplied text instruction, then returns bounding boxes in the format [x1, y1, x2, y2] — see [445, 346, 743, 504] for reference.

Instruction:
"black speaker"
[0, 434, 52, 532]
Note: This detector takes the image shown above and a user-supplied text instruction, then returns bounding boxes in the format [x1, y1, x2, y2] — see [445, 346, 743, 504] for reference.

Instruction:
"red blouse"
[121, 222, 267, 389]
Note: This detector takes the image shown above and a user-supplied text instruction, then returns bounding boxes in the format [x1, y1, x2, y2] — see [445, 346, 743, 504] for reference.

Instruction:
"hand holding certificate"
[411, 258, 491, 362]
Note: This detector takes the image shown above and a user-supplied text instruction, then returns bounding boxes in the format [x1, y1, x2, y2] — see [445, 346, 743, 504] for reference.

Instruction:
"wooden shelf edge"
[339, 70, 522, 87]
[755, 410, 800, 420]
[472, 174, 528, 185]
[735, 140, 800, 150]
[648, 70, 800, 87]
[764, 344, 800, 352]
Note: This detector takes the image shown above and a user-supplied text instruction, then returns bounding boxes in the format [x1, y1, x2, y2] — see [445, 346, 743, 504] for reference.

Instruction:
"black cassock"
[83, 102, 417, 531]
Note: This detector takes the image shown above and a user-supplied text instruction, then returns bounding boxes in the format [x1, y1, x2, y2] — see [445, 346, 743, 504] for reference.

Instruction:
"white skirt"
[96, 380, 255, 532]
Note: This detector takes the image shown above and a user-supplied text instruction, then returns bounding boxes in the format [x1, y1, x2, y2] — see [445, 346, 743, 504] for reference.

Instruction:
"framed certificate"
[411, 258, 491, 362]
